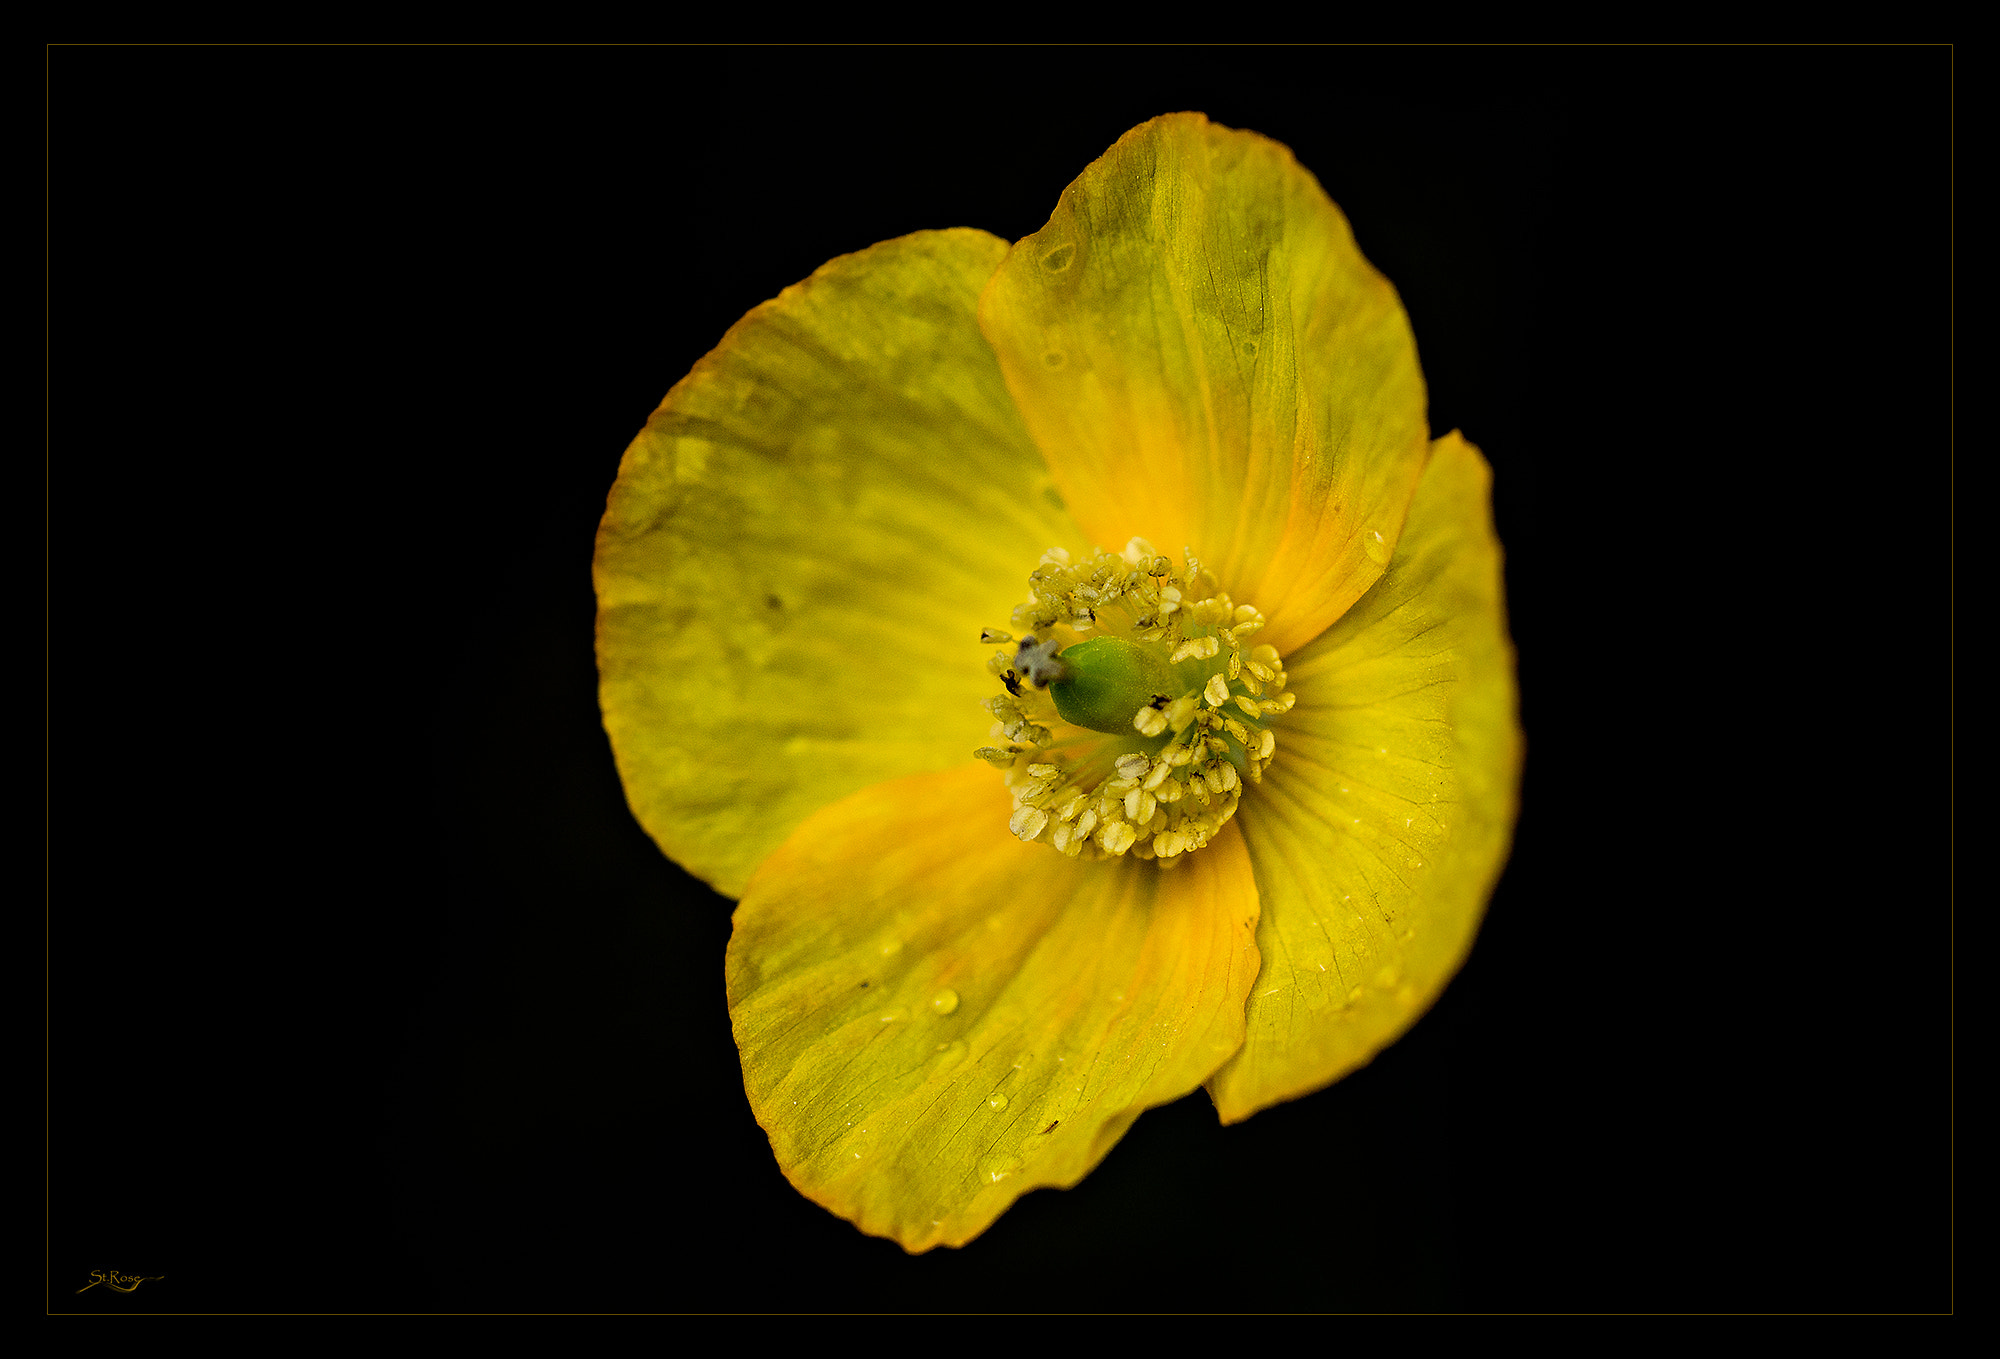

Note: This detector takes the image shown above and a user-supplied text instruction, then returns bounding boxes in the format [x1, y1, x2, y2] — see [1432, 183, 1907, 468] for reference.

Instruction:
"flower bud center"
[971, 538, 1295, 865]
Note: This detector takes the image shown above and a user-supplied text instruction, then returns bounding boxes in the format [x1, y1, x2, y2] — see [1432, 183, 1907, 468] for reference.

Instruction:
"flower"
[593, 114, 1520, 1252]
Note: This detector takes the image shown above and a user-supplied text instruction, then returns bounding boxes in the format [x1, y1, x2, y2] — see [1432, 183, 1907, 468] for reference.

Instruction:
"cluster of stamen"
[973, 538, 1294, 865]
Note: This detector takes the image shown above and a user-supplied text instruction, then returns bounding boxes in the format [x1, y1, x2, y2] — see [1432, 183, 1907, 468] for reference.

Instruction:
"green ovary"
[1049, 636, 1180, 734]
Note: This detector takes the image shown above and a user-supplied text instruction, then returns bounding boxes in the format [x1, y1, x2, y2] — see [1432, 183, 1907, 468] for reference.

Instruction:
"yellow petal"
[595, 230, 1076, 896]
[978, 113, 1430, 657]
[1208, 432, 1519, 1122]
[727, 764, 1261, 1251]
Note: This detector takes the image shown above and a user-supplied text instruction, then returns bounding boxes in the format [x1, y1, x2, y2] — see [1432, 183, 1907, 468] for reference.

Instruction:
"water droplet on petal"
[934, 1040, 967, 1066]
[982, 1154, 1022, 1183]
[931, 988, 960, 1016]
[987, 1092, 1010, 1111]
[1362, 527, 1391, 565]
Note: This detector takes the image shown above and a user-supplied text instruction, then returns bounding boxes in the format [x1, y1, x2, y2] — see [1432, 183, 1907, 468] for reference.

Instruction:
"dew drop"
[982, 1154, 1022, 1183]
[879, 1007, 909, 1023]
[1362, 527, 1391, 565]
[934, 1040, 967, 1066]
[931, 988, 960, 1016]
[987, 1092, 1010, 1111]
[879, 938, 903, 957]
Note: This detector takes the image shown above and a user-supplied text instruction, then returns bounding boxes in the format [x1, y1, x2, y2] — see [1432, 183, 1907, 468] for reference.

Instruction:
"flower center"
[973, 538, 1294, 864]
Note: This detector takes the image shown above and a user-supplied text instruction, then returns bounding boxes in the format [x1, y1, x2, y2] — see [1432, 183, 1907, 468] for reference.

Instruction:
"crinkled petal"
[595, 230, 1076, 896]
[1208, 433, 1520, 1122]
[978, 113, 1430, 657]
[727, 764, 1261, 1251]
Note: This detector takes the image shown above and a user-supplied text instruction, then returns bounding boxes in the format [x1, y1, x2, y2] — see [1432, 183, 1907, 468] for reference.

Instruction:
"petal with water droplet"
[1208, 433, 1520, 1122]
[727, 764, 1261, 1251]
[596, 230, 1078, 897]
[978, 113, 1429, 657]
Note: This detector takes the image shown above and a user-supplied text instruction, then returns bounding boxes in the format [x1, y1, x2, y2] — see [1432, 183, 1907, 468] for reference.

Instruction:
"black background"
[49, 46, 1952, 1312]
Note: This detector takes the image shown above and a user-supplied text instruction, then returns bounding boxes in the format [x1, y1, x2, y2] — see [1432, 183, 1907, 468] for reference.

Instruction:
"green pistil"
[1046, 636, 1181, 735]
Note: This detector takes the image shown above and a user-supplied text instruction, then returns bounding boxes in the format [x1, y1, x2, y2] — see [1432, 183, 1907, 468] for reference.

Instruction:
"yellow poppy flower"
[593, 113, 1521, 1253]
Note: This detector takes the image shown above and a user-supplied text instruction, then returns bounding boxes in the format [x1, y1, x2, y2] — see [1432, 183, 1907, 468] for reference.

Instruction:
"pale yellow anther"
[1234, 695, 1261, 718]
[1132, 705, 1168, 737]
[1257, 729, 1276, 759]
[1204, 675, 1230, 708]
[1010, 806, 1049, 841]
[1115, 753, 1151, 780]
[1099, 821, 1137, 855]
[1123, 787, 1158, 824]
[1165, 696, 1199, 733]
[1142, 762, 1170, 791]
[1246, 661, 1274, 682]
[1027, 762, 1061, 781]
[980, 628, 1014, 644]
[1075, 808, 1098, 842]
